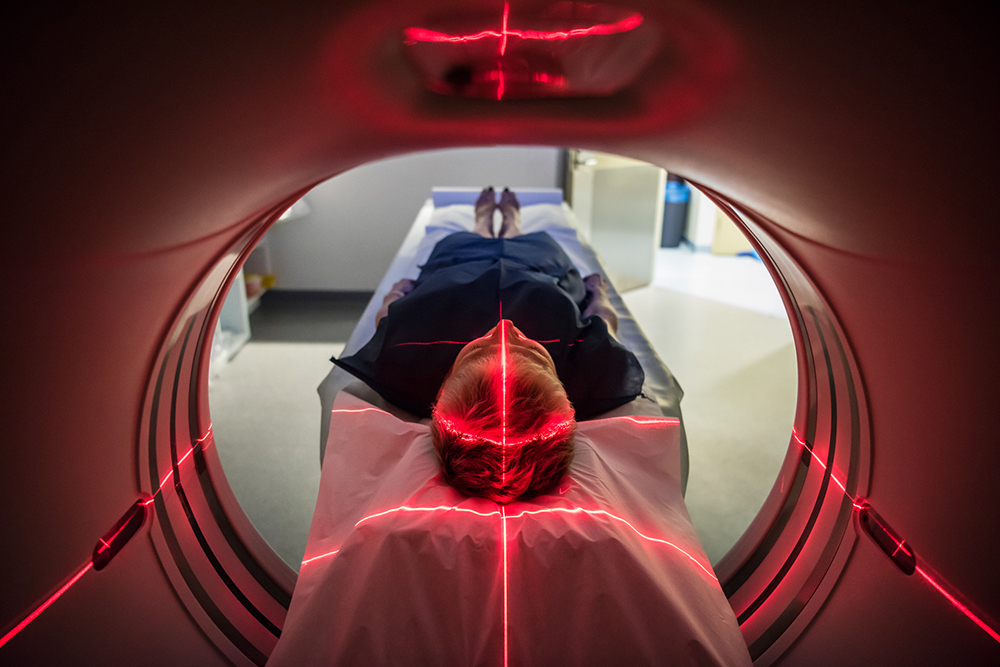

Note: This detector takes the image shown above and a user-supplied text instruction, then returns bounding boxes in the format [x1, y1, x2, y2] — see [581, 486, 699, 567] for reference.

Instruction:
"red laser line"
[864, 505, 912, 558]
[394, 339, 472, 347]
[608, 416, 681, 427]
[404, 27, 500, 44]
[195, 426, 214, 445]
[507, 506, 717, 580]
[95, 516, 134, 555]
[501, 504, 510, 667]
[403, 12, 642, 44]
[514, 15, 642, 40]
[499, 1, 509, 55]
[301, 548, 340, 566]
[791, 429, 1000, 642]
[793, 429, 856, 506]
[915, 565, 1000, 644]
[355, 504, 502, 527]
[3, 426, 208, 649]
[331, 407, 391, 416]
[435, 414, 574, 449]
[395, 337, 585, 347]
[0, 561, 94, 649]
[500, 312, 508, 484]
[147, 425, 214, 504]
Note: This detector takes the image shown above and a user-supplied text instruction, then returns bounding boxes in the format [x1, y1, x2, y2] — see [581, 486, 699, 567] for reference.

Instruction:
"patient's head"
[431, 320, 576, 503]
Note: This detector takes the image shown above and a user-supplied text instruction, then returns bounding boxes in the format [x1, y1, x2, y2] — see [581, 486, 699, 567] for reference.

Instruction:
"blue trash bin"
[661, 175, 690, 248]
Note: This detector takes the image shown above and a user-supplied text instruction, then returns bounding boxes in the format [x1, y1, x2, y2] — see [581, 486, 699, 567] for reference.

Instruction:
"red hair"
[432, 355, 576, 503]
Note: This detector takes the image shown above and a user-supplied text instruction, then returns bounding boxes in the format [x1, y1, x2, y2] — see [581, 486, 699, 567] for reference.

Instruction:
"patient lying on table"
[334, 186, 646, 502]
[269, 188, 752, 666]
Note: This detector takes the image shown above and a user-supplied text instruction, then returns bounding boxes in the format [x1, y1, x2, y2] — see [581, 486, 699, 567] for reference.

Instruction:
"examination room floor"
[209, 247, 796, 569]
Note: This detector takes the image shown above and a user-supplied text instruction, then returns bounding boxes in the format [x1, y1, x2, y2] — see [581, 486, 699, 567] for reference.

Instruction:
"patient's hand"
[388, 279, 415, 298]
[582, 273, 619, 336]
[376, 279, 415, 325]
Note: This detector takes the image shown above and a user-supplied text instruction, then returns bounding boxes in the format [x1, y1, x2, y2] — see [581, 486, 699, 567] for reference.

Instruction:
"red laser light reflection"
[394, 339, 472, 347]
[501, 504, 510, 667]
[403, 6, 643, 46]
[611, 416, 680, 427]
[496, 308, 510, 667]
[95, 517, 133, 556]
[792, 429, 859, 508]
[301, 548, 340, 566]
[915, 566, 1000, 644]
[434, 413, 592, 449]
[404, 1, 643, 101]
[393, 336, 584, 348]
[331, 407, 391, 416]
[355, 504, 503, 527]
[344, 501, 715, 580]
[312, 497, 716, 666]
[0, 562, 94, 649]
[791, 429, 1000, 643]
[499, 1, 509, 56]
[139, 425, 214, 510]
[508, 506, 717, 580]
[499, 315, 509, 483]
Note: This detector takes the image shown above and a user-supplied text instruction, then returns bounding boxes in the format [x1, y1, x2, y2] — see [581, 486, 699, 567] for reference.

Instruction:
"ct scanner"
[2, 1, 998, 664]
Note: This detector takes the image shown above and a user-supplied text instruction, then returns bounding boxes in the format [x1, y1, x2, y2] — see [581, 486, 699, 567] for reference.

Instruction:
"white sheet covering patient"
[269, 191, 751, 665]
[269, 394, 750, 666]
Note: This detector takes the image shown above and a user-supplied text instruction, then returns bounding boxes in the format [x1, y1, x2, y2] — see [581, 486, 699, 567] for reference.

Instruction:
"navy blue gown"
[333, 231, 644, 419]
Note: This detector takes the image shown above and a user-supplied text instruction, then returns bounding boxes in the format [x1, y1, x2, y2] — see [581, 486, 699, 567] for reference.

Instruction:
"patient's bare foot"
[497, 188, 522, 238]
[473, 187, 496, 237]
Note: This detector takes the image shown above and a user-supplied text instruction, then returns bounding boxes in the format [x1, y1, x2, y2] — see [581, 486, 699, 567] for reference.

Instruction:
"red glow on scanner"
[404, 1, 643, 101]
[0, 562, 94, 649]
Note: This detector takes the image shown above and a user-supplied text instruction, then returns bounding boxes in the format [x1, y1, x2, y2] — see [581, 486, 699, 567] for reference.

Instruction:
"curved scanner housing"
[2, 2, 998, 665]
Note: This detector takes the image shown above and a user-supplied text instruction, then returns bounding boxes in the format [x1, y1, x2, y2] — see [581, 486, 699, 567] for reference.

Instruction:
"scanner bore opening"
[138, 152, 869, 666]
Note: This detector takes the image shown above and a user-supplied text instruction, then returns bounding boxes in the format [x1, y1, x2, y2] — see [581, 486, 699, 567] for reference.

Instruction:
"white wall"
[684, 187, 718, 251]
[265, 146, 562, 291]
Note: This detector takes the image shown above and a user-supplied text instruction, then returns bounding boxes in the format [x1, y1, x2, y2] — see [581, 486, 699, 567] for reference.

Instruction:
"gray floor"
[623, 281, 795, 563]
[208, 292, 367, 568]
[210, 252, 797, 570]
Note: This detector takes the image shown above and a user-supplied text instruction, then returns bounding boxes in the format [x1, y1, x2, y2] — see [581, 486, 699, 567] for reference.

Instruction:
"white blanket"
[270, 393, 750, 666]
